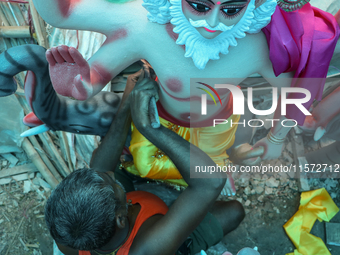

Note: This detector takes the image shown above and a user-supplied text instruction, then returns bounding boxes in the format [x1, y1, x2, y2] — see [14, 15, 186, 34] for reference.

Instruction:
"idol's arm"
[82, 38, 143, 99]
[254, 64, 295, 160]
[253, 97, 293, 160]
[32, 0, 144, 33]
[47, 34, 144, 100]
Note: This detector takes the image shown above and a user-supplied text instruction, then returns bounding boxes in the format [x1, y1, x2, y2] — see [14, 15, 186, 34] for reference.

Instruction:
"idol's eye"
[221, 7, 244, 16]
[186, 1, 211, 13]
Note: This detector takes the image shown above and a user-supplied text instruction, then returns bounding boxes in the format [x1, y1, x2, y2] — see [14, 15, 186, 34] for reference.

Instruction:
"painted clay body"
[27, 0, 340, 190]
[34, 0, 293, 125]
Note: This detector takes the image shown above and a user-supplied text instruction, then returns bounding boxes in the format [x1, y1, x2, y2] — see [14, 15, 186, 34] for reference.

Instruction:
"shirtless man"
[45, 72, 245, 255]
[32, 0, 340, 192]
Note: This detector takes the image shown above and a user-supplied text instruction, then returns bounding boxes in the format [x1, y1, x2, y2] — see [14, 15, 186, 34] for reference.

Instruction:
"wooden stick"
[0, 163, 37, 179]
[5, 217, 25, 255]
[0, 26, 31, 38]
[14, 94, 31, 113]
[0, 6, 19, 47]
[27, 135, 63, 182]
[0, 2, 26, 45]
[38, 13, 49, 48]
[14, 87, 25, 97]
[57, 131, 74, 172]
[9, 2, 27, 26]
[0, 3, 17, 27]
[21, 138, 59, 188]
[0, 172, 36, 185]
[40, 132, 71, 177]
[0, 37, 10, 51]
[28, 0, 47, 47]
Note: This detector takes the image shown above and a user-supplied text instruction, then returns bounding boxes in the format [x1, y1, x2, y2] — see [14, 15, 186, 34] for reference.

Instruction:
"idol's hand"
[129, 77, 159, 131]
[253, 136, 283, 160]
[302, 115, 327, 141]
[46, 45, 92, 100]
[229, 143, 264, 166]
[301, 86, 340, 141]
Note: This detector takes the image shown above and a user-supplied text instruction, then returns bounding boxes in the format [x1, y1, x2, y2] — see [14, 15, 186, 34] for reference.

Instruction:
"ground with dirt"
[1, 131, 340, 255]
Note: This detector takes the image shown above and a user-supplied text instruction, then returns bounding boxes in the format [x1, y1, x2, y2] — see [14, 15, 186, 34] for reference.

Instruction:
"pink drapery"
[262, 4, 340, 125]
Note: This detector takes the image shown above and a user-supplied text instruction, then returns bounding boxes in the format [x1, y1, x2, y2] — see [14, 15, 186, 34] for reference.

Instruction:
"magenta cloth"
[262, 4, 340, 125]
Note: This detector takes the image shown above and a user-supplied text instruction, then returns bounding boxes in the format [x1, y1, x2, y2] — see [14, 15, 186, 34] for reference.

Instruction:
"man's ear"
[255, 0, 266, 8]
[115, 214, 126, 229]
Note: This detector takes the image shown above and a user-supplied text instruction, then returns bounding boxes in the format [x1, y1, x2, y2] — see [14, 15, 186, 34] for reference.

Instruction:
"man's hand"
[122, 69, 144, 102]
[253, 136, 283, 160]
[229, 143, 264, 165]
[129, 78, 159, 131]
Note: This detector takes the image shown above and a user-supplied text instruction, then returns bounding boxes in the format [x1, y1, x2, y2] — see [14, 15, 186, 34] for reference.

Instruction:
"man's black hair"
[45, 168, 121, 250]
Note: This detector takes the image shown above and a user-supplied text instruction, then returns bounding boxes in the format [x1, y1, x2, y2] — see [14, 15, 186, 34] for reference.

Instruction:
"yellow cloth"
[284, 188, 339, 255]
[124, 115, 240, 186]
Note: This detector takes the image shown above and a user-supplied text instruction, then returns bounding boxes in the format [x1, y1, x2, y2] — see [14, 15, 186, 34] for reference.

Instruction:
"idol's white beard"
[143, 0, 277, 70]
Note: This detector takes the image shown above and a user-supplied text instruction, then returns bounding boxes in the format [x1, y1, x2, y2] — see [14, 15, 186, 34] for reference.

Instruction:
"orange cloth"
[284, 188, 339, 255]
[79, 191, 169, 255]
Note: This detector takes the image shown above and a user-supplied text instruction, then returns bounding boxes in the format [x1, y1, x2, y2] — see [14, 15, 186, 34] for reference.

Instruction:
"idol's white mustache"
[189, 18, 234, 31]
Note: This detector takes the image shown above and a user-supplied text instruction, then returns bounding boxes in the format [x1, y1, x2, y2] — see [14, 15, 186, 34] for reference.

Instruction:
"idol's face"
[181, 0, 250, 39]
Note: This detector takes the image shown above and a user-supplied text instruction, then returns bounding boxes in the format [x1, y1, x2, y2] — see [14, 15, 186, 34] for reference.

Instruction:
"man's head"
[45, 168, 127, 250]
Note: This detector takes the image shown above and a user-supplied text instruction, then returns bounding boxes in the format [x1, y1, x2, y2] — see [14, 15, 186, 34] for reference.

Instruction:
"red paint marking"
[90, 63, 113, 85]
[104, 28, 128, 45]
[23, 112, 44, 127]
[57, 0, 82, 18]
[165, 78, 183, 93]
[217, 1, 221, 4]
[159, 81, 215, 104]
[24, 71, 36, 112]
[204, 27, 216, 33]
[166, 24, 185, 50]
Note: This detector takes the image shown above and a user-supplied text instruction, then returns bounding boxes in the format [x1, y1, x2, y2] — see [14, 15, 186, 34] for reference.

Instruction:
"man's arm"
[128, 79, 226, 255]
[90, 70, 144, 172]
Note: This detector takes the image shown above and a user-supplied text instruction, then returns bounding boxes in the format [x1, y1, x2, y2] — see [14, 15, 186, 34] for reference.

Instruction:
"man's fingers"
[128, 69, 143, 84]
[143, 66, 151, 79]
[130, 91, 153, 127]
[138, 69, 145, 81]
[135, 78, 159, 91]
